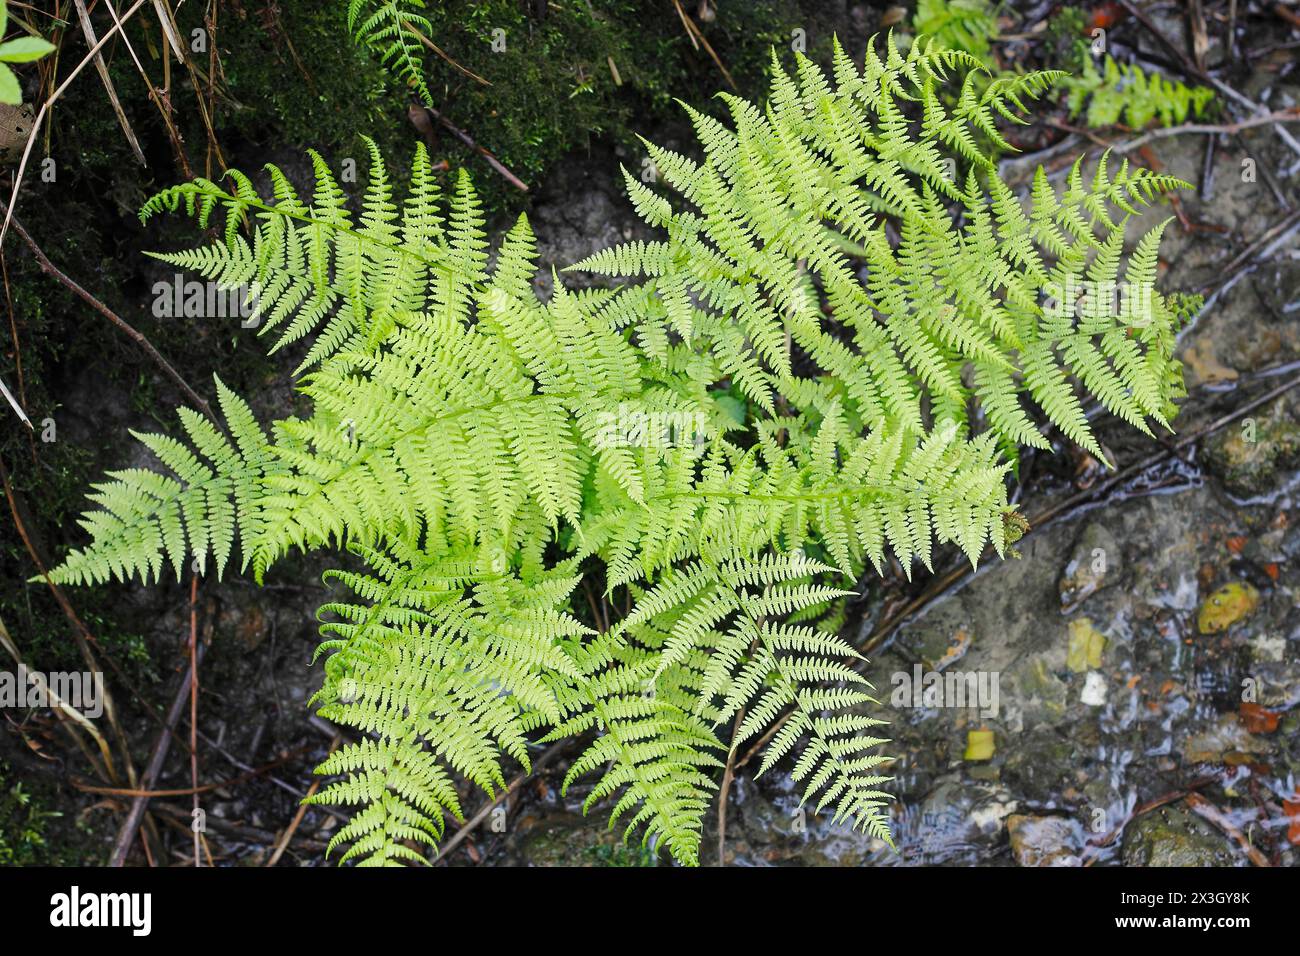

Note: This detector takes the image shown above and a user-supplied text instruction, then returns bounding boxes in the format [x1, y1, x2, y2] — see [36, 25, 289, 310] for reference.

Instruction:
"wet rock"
[741, 478, 1300, 865]
[1179, 336, 1239, 387]
[1171, 202, 1300, 388]
[1011, 656, 1070, 723]
[1001, 728, 1078, 806]
[1203, 401, 1300, 498]
[896, 778, 1017, 864]
[1181, 713, 1273, 764]
[1059, 523, 1122, 610]
[895, 604, 975, 669]
[1007, 814, 1081, 867]
[510, 812, 655, 867]
[735, 784, 815, 850]
[1121, 805, 1236, 867]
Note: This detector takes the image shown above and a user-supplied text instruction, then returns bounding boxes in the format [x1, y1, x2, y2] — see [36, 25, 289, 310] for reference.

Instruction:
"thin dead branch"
[0, 0, 151, 247]
[409, 104, 529, 192]
[108, 638, 209, 866]
[72, 0, 146, 165]
[1, 204, 216, 421]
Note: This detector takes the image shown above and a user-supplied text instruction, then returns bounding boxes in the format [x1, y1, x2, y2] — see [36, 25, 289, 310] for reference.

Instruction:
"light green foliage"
[49, 35, 1198, 866]
[347, 0, 434, 106]
[1063, 55, 1214, 129]
[0, 776, 56, 865]
[592, 39, 1195, 464]
[0, 0, 56, 104]
[912, 0, 998, 65]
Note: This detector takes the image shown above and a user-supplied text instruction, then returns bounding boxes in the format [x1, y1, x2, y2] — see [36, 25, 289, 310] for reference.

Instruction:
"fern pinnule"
[1064, 55, 1214, 130]
[310, 541, 589, 865]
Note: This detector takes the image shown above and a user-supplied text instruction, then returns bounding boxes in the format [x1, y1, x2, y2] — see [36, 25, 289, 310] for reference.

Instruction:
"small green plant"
[912, 0, 998, 65]
[1062, 55, 1214, 129]
[0, 767, 61, 866]
[347, 0, 434, 106]
[0, 0, 55, 105]
[49, 34, 1198, 866]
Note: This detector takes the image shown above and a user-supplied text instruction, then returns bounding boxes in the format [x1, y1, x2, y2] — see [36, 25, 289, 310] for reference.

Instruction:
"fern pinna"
[1063, 55, 1214, 130]
[48, 35, 1199, 866]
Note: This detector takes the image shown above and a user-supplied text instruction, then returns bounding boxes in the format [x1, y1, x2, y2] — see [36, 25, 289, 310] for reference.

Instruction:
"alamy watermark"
[890, 664, 1000, 718]
[594, 403, 709, 451]
[0, 666, 104, 719]
[50, 886, 150, 936]
[1041, 276, 1156, 328]
[151, 274, 263, 327]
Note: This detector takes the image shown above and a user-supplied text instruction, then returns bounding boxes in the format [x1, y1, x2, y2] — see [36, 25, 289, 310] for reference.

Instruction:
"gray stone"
[1007, 814, 1081, 867]
[1121, 806, 1237, 867]
[1059, 522, 1122, 611]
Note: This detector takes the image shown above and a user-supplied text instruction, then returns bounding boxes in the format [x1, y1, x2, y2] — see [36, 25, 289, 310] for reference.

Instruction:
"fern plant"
[347, 0, 435, 106]
[912, 0, 999, 66]
[48, 34, 1199, 866]
[1062, 55, 1214, 129]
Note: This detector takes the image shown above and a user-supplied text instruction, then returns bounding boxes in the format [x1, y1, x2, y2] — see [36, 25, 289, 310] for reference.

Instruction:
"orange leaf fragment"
[1240, 703, 1280, 734]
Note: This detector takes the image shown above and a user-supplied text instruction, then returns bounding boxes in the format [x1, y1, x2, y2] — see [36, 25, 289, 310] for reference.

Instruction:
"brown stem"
[411, 105, 529, 192]
[434, 742, 566, 864]
[189, 572, 200, 867]
[715, 705, 746, 866]
[265, 734, 339, 867]
[108, 639, 209, 866]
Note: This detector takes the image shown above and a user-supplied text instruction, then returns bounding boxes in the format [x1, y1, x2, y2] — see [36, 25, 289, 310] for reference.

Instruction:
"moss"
[1045, 5, 1090, 73]
[344, 0, 832, 210]
[43, 0, 835, 214]
[1121, 805, 1235, 867]
[1204, 399, 1300, 498]
[515, 814, 661, 866]
[22, 1, 849, 237]
[0, 757, 113, 865]
[192, 3, 405, 160]
[586, 841, 660, 867]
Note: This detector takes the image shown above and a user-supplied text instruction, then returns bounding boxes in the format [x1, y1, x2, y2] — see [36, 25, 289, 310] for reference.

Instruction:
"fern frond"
[574, 33, 1183, 460]
[310, 541, 589, 864]
[46, 377, 281, 585]
[913, 0, 998, 65]
[1063, 55, 1214, 130]
[348, 0, 433, 106]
